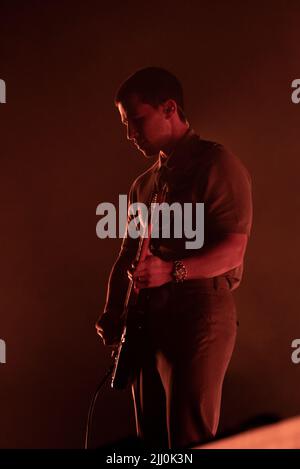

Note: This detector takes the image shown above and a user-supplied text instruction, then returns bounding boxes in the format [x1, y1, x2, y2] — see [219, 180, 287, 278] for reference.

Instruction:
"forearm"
[96, 252, 132, 345]
[103, 253, 131, 313]
[181, 234, 247, 280]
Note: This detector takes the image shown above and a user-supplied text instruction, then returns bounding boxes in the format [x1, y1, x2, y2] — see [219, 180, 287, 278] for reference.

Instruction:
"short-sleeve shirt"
[121, 128, 253, 289]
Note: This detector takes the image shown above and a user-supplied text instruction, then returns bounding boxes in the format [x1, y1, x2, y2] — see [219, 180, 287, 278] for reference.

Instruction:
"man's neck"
[160, 124, 191, 160]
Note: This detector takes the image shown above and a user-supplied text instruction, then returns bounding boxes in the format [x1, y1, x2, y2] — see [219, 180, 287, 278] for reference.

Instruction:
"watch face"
[174, 261, 187, 282]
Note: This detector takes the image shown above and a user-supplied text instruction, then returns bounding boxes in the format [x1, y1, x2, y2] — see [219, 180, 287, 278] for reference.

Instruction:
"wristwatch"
[172, 260, 188, 283]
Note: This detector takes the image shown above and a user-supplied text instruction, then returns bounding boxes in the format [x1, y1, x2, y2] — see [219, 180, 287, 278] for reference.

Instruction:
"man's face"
[117, 94, 172, 157]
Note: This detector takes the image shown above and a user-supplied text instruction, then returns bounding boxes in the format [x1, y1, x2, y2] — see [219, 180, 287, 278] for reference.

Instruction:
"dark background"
[0, 0, 299, 448]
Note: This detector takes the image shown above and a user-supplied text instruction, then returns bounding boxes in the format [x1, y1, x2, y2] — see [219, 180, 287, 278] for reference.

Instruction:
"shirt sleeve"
[202, 144, 253, 238]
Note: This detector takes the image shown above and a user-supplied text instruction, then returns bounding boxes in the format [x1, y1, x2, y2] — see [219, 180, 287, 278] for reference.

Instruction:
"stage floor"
[195, 416, 300, 449]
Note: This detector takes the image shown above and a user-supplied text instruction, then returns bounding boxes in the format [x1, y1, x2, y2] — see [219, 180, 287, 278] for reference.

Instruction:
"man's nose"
[127, 124, 138, 141]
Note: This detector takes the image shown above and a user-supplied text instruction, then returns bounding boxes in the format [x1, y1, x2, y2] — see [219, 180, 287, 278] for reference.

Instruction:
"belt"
[173, 276, 232, 291]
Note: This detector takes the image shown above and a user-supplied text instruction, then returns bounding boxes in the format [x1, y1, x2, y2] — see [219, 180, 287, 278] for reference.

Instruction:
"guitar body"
[111, 303, 146, 390]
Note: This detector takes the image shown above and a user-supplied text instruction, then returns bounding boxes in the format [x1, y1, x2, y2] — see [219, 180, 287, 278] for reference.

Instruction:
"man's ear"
[162, 99, 176, 118]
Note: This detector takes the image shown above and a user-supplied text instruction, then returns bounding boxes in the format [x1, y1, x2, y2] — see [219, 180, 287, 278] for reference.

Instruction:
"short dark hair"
[115, 67, 187, 122]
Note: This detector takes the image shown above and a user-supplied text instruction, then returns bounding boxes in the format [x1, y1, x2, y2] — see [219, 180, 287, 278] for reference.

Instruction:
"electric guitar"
[111, 184, 168, 390]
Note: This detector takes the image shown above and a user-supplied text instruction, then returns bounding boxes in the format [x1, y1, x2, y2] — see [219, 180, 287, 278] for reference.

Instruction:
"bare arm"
[95, 252, 133, 345]
[95, 183, 139, 345]
[182, 233, 248, 279]
[133, 233, 248, 288]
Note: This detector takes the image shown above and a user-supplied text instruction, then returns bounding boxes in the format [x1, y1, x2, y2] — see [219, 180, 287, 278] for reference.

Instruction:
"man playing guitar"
[96, 67, 252, 449]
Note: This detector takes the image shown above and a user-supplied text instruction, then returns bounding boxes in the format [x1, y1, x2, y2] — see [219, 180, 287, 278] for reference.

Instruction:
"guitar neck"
[122, 184, 167, 314]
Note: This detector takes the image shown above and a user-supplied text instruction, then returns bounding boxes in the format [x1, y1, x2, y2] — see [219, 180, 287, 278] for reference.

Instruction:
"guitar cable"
[84, 363, 114, 449]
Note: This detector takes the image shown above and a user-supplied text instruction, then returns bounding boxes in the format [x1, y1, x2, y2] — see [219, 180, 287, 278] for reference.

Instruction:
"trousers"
[131, 277, 237, 449]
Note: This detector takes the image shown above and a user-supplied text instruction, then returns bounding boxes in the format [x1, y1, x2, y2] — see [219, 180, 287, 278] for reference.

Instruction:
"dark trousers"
[131, 278, 237, 449]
